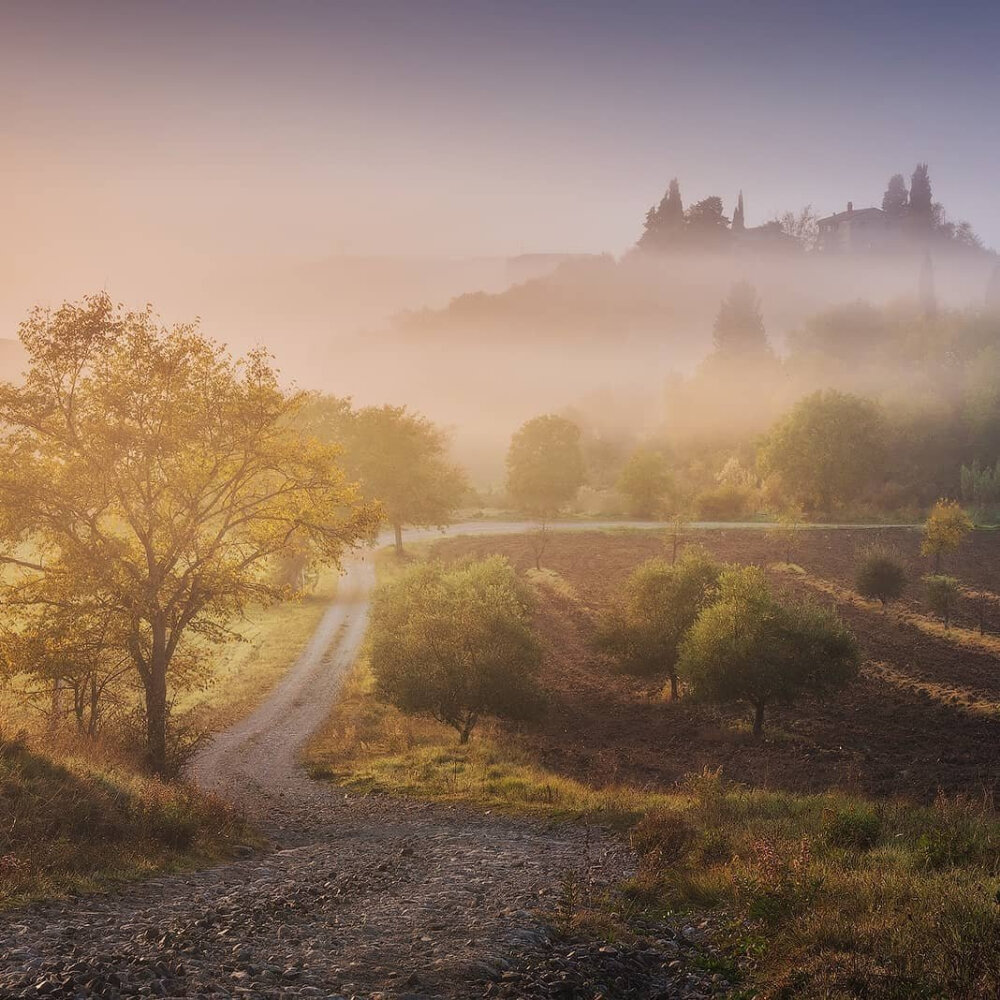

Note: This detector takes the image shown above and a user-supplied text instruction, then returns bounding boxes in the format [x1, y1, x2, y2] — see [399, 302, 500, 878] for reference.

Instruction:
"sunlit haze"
[4, 0, 1000, 468]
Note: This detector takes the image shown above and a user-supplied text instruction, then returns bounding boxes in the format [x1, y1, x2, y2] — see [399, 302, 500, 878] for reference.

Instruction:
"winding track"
[0, 520, 903, 998]
[0, 523, 639, 999]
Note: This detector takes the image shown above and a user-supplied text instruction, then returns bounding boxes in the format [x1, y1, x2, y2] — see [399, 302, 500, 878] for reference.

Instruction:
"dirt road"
[0, 525, 733, 998]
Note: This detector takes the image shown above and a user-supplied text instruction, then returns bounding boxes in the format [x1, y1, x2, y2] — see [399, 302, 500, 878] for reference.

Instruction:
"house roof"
[818, 206, 885, 226]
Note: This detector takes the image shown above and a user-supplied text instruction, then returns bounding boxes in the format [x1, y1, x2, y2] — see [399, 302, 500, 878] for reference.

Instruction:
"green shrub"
[696, 484, 751, 521]
[823, 805, 882, 850]
[369, 556, 542, 742]
[924, 574, 961, 629]
[855, 545, 906, 609]
[631, 808, 697, 863]
[594, 546, 721, 699]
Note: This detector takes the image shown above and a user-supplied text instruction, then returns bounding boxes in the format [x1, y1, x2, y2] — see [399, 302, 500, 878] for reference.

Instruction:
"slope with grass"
[0, 736, 251, 909]
[305, 531, 1000, 998]
[0, 568, 339, 907]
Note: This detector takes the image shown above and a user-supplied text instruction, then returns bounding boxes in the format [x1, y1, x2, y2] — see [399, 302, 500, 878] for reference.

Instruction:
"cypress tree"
[909, 163, 933, 225]
[732, 190, 745, 232]
[712, 282, 771, 358]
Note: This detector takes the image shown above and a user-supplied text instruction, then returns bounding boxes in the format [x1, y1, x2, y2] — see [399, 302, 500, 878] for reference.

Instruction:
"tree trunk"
[49, 679, 63, 733]
[89, 676, 100, 738]
[394, 522, 404, 557]
[672, 533, 679, 565]
[934, 550, 941, 573]
[144, 664, 169, 777]
[752, 701, 765, 741]
[533, 521, 548, 570]
[73, 682, 85, 734]
[668, 673, 679, 701]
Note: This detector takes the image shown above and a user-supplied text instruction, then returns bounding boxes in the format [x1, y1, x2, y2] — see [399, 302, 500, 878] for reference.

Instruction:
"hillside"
[0, 736, 249, 908]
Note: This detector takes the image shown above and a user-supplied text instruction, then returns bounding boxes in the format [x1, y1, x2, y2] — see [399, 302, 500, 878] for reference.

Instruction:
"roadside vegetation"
[0, 735, 253, 910]
[308, 529, 1000, 998]
[0, 295, 385, 902]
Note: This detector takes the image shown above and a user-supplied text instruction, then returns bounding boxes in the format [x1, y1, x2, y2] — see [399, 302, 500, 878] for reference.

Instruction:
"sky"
[3, 0, 1000, 293]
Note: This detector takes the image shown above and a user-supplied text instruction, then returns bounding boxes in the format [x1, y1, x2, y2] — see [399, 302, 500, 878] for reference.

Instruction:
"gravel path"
[0, 534, 732, 1000]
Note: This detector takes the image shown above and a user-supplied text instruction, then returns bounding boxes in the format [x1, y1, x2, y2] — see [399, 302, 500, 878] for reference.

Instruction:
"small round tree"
[921, 499, 973, 573]
[679, 566, 859, 739]
[595, 546, 720, 700]
[855, 545, 906, 611]
[506, 414, 586, 568]
[618, 449, 673, 518]
[369, 556, 541, 742]
[924, 574, 961, 629]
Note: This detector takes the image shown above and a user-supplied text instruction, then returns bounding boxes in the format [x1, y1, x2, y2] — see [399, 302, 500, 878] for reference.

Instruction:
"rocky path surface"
[1, 530, 732, 1000]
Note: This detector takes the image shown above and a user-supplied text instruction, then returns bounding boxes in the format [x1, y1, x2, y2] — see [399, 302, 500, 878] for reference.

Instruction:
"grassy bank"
[0, 735, 254, 910]
[306, 651, 1000, 996]
[177, 565, 342, 732]
[0, 567, 341, 908]
[306, 542, 1000, 998]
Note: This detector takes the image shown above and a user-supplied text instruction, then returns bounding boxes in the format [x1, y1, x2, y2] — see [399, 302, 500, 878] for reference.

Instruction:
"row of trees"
[665, 272, 1000, 515]
[880, 164, 982, 249]
[597, 547, 859, 737]
[369, 544, 859, 744]
[636, 164, 984, 256]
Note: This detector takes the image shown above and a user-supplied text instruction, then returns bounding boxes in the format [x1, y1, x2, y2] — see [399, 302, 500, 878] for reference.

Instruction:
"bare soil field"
[429, 528, 1000, 802]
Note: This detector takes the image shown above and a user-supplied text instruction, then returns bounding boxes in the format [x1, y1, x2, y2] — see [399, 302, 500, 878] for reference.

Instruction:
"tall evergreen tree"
[732, 190, 745, 232]
[881, 173, 908, 215]
[660, 178, 684, 228]
[712, 282, 771, 358]
[685, 196, 730, 247]
[909, 163, 933, 225]
[638, 178, 685, 251]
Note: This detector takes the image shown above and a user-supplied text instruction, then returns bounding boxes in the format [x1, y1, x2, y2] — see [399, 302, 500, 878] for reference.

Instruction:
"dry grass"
[306, 537, 1000, 999]
[0, 734, 254, 910]
[176, 565, 342, 732]
[868, 659, 1000, 718]
[774, 563, 1000, 658]
[627, 771, 1000, 999]
[305, 653, 668, 827]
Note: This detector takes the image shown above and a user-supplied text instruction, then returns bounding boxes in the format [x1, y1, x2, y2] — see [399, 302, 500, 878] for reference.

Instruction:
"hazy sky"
[4, 0, 1000, 272]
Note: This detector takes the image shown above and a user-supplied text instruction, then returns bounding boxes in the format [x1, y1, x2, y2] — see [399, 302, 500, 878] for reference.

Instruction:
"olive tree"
[924, 574, 961, 629]
[369, 556, 541, 742]
[855, 545, 906, 611]
[679, 566, 859, 739]
[595, 547, 721, 700]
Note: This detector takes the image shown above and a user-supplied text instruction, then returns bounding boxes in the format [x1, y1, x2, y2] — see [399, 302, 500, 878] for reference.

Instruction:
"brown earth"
[429, 528, 1000, 803]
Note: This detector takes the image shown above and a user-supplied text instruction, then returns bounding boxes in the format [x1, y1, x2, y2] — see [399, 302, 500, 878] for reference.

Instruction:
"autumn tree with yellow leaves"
[920, 499, 974, 572]
[0, 294, 379, 776]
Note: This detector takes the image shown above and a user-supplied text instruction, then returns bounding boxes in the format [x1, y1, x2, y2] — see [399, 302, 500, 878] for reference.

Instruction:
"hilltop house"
[817, 202, 890, 253]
